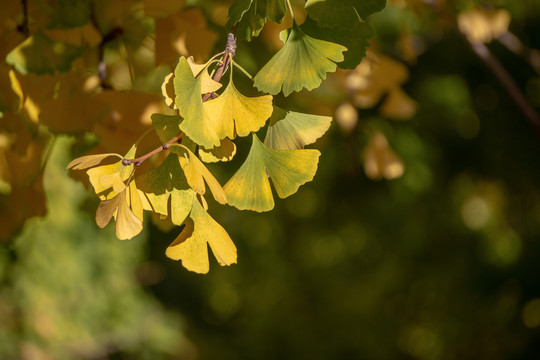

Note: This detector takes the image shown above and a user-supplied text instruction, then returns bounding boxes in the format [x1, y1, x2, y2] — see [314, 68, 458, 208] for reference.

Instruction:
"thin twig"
[467, 39, 540, 136]
[122, 28, 238, 166]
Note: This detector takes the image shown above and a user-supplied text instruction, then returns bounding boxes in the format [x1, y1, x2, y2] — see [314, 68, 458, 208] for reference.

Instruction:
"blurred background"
[2, 0, 540, 359]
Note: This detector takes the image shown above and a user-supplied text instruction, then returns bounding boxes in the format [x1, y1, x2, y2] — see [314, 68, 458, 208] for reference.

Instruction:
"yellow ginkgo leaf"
[95, 182, 143, 240]
[204, 77, 273, 139]
[174, 145, 227, 204]
[86, 145, 136, 195]
[187, 56, 222, 94]
[66, 153, 123, 170]
[165, 197, 237, 274]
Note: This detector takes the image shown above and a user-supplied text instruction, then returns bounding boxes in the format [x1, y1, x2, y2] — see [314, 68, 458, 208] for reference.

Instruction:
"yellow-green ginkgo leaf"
[175, 145, 227, 204]
[253, 25, 346, 96]
[264, 106, 332, 150]
[136, 153, 193, 225]
[151, 113, 182, 143]
[87, 145, 137, 195]
[199, 138, 237, 163]
[95, 182, 143, 240]
[224, 134, 320, 212]
[165, 197, 237, 274]
[66, 153, 123, 170]
[173, 56, 220, 148]
[204, 77, 273, 139]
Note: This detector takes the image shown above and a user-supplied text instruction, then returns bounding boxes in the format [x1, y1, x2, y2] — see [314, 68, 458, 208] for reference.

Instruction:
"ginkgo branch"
[122, 29, 238, 167]
[467, 39, 540, 135]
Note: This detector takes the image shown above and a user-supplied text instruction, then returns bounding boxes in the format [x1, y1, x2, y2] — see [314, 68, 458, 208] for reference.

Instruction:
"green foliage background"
[2, 0, 540, 359]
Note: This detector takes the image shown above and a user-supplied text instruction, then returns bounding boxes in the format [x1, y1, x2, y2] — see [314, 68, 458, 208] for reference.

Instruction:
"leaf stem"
[122, 28, 238, 167]
[232, 60, 253, 80]
[286, 0, 296, 24]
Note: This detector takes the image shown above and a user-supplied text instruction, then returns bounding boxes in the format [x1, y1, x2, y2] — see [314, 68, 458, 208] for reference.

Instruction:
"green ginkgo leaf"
[253, 25, 346, 96]
[224, 134, 320, 212]
[151, 113, 182, 143]
[6, 29, 83, 75]
[305, 0, 386, 28]
[199, 138, 237, 163]
[301, 16, 374, 70]
[204, 77, 273, 139]
[173, 56, 220, 148]
[264, 106, 332, 150]
[136, 153, 193, 226]
[165, 197, 237, 274]
[226, 0, 286, 41]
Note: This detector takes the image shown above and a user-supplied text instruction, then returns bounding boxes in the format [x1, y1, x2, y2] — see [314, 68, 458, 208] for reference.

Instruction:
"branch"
[122, 29, 238, 166]
[467, 39, 540, 136]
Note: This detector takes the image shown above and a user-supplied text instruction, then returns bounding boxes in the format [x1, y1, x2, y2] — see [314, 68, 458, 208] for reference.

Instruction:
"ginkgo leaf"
[301, 16, 374, 70]
[264, 106, 332, 150]
[253, 25, 346, 96]
[224, 134, 320, 212]
[66, 153, 123, 170]
[136, 153, 193, 226]
[174, 56, 220, 148]
[305, 0, 386, 28]
[165, 197, 237, 274]
[6, 29, 82, 75]
[95, 182, 143, 240]
[226, 0, 265, 41]
[86, 145, 137, 195]
[175, 145, 227, 204]
[151, 113, 182, 143]
[199, 138, 237, 163]
[204, 77, 273, 138]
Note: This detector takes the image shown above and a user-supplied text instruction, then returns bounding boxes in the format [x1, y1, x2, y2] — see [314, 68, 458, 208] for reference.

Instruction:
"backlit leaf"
[224, 134, 320, 212]
[253, 25, 346, 96]
[86, 145, 137, 195]
[204, 77, 273, 138]
[166, 197, 237, 274]
[6, 29, 82, 75]
[66, 153, 123, 170]
[305, 0, 386, 28]
[264, 106, 331, 150]
[174, 57, 220, 148]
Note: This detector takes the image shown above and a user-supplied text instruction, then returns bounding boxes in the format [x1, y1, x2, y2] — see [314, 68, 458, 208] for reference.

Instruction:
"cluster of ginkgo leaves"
[66, 0, 386, 273]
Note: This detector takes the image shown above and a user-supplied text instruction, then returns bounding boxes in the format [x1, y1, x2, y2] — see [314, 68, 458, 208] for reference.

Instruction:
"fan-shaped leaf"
[173, 56, 220, 148]
[66, 153, 122, 170]
[86, 145, 137, 195]
[204, 78, 273, 138]
[166, 197, 237, 274]
[253, 25, 346, 96]
[224, 134, 320, 212]
[264, 106, 332, 150]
